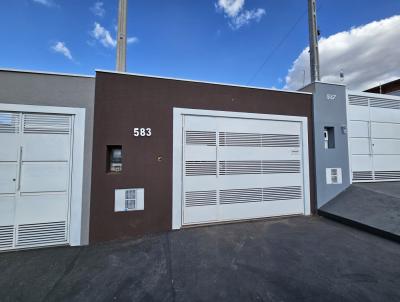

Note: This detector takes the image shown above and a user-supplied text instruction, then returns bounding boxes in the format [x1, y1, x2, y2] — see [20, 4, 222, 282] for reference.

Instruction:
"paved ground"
[320, 182, 400, 239]
[357, 182, 400, 199]
[1, 216, 400, 302]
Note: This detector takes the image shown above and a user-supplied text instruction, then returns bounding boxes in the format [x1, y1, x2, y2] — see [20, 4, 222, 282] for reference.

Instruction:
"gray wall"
[0, 69, 95, 245]
[301, 82, 351, 208]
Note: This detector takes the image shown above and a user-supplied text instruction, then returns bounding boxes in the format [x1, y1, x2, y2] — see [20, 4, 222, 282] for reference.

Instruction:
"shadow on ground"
[1, 216, 400, 302]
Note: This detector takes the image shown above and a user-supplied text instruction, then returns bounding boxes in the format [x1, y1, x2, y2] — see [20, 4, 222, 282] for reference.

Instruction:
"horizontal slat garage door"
[182, 115, 306, 225]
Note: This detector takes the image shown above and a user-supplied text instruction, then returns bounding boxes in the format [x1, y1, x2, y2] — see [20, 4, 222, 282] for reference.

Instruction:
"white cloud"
[215, 0, 265, 30]
[91, 1, 105, 17]
[230, 8, 265, 29]
[216, 0, 245, 17]
[32, 0, 54, 6]
[127, 37, 139, 44]
[92, 22, 116, 48]
[284, 15, 400, 91]
[51, 42, 73, 60]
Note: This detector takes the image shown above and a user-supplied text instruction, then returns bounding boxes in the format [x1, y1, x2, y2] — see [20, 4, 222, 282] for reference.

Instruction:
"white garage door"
[348, 93, 400, 182]
[182, 114, 307, 226]
[0, 111, 72, 251]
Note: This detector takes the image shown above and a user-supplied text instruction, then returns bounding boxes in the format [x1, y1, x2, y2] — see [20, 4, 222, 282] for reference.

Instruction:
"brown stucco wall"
[90, 71, 316, 243]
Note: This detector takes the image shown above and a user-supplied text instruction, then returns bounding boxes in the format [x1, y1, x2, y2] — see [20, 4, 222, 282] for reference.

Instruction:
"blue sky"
[0, 0, 399, 90]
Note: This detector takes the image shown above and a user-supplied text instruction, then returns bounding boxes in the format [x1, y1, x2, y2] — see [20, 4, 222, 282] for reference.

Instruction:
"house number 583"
[133, 128, 152, 137]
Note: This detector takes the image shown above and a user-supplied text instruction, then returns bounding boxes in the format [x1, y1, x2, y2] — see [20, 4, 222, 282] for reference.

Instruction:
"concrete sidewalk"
[1, 216, 400, 302]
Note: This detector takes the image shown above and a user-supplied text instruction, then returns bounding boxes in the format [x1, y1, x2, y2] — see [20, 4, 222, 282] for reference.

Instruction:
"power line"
[247, 1, 324, 86]
[246, 9, 308, 85]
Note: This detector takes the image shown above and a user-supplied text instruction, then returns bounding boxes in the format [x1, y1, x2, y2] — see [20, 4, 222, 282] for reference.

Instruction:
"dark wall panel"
[90, 72, 315, 243]
[365, 79, 400, 94]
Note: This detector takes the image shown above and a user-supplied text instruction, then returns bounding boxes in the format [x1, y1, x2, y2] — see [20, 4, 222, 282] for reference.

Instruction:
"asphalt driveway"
[1, 216, 400, 302]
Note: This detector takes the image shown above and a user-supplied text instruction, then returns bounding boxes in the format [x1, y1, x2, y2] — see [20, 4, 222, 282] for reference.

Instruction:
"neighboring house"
[365, 79, 400, 96]
[0, 69, 95, 250]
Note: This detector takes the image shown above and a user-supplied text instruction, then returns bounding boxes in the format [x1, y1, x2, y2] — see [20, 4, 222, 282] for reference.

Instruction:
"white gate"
[181, 114, 307, 226]
[0, 111, 73, 251]
[348, 92, 400, 182]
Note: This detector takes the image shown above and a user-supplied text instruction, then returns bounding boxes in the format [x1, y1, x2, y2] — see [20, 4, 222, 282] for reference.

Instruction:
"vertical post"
[308, 0, 320, 82]
[116, 0, 127, 72]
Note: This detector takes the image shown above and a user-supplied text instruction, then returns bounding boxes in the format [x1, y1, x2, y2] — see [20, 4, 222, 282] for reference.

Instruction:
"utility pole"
[116, 0, 127, 72]
[308, 0, 320, 82]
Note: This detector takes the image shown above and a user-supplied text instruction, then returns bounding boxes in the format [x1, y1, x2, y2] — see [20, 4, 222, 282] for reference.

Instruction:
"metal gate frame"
[172, 108, 311, 230]
[0, 103, 85, 248]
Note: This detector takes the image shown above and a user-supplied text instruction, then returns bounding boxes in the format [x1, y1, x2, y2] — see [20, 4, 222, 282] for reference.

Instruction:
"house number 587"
[133, 128, 152, 137]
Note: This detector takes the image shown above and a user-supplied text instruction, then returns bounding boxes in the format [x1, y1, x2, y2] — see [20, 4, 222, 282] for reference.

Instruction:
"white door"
[0, 111, 72, 251]
[182, 115, 305, 226]
[348, 94, 400, 182]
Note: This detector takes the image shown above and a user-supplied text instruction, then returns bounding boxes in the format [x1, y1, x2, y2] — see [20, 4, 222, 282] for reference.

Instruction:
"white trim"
[172, 110, 184, 230]
[173, 108, 310, 122]
[0, 103, 86, 246]
[0, 68, 94, 79]
[69, 109, 85, 246]
[172, 108, 311, 230]
[348, 90, 400, 101]
[301, 118, 311, 216]
[96, 70, 312, 96]
[345, 90, 353, 184]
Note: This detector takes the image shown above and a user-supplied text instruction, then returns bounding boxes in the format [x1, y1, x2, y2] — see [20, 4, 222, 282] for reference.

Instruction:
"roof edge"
[0, 68, 94, 79]
[348, 90, 400, 101]
[365, 78, 400, 92]
[95, 69, 313, 95]
[314, 81, 346, 87]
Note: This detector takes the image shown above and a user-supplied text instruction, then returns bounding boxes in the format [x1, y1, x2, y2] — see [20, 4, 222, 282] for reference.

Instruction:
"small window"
[115, 188, 145, 212]
[324, 127, 335, 149]
[326, 168, 342, 185]
[107, 145, 122, 173]
[331, 169, 339, 183]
